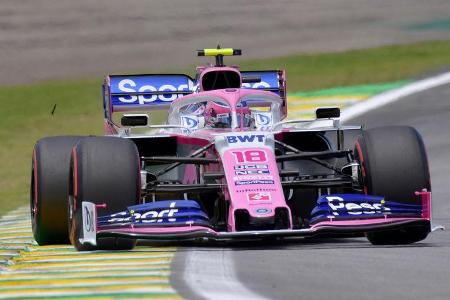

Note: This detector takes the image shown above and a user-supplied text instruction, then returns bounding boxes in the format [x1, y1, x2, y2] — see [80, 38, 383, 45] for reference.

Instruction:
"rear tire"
[31, 136, 82, 245]
[355, 126, 431, 245]
[68, 136, 140, 251]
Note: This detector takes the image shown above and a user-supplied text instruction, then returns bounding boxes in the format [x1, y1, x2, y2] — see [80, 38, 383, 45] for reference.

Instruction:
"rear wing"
[241, 70, 287, 117]
[103, 74, 195, 119]
[102, 70, 287, 126]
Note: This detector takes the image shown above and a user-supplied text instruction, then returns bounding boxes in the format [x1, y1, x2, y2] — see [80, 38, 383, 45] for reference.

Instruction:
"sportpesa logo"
[326, 196, 391, 216]
[114, 78, 274, 105]
[116, 79, 195, 104]
[108, 202, 179, 223]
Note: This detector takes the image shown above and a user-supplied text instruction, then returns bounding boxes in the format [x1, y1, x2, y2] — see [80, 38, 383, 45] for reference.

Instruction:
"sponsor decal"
[118, 80, 192, 103]
[83, 206, 95, 233]
[111, 76, 195, 105]
[234, 164, 268, 170]
[242, 82, 272, 89]
[326, 196, 390, 216]
[108, 202, 179, 223]
[81, 202, 97, 246]
[236, 188, 276, 193]
[181, 115, 200, 129]
[235, 169, 270, 175]
[233, 175, 273, 181]
[235, 180, 274, 185]
[247, 192, 271, 201]
[255, 208, 272, 215]
[254, 112, 272, 127]
[107, 211, 128, 223]
[226, 134, 265, 144]
[240, 71, 280, 91]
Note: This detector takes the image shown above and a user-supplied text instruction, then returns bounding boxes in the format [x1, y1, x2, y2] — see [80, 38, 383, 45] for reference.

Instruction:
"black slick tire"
[31, 136, 82, 245]
[68, 136, 140, 251]
[355, 126, 431, 245]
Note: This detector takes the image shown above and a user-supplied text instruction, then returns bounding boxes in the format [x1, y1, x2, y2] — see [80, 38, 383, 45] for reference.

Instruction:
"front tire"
[68, 136, 140, 251]
[31, 136, 82, 245]
[355, 126, 431, 245]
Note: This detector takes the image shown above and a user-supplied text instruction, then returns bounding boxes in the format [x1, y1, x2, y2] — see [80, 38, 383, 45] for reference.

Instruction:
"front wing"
[78, 191, 433, 245]
[95, 218, 430, 242]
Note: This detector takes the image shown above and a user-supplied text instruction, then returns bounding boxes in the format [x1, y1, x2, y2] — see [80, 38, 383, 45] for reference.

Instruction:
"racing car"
[31, 47, 433, 251]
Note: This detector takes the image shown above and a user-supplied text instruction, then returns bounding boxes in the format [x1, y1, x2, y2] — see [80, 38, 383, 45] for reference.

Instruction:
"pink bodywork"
[98, 72, 431, 238]
[173, 88, 282, 113]
[221, 146, 291, 231]
[169, 88, 291, 231]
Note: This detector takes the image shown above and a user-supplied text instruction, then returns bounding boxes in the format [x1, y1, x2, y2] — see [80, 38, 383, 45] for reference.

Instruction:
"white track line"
[341, 71, 450, 122]
[183, 250, 270, 300]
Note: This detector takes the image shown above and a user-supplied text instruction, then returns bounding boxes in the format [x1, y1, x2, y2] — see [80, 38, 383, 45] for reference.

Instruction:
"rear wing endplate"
[241, 70, 287, 117]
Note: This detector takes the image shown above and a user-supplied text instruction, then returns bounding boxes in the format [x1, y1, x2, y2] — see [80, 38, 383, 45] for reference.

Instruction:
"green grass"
[236, 39, 450, 90]
[0, 80, 104, 214]
[3, 39, 450, 214]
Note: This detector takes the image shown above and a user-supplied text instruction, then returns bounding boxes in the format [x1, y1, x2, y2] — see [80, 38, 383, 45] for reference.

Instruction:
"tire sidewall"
[68, 136, 140, 251]
[31, 136, 82, 245]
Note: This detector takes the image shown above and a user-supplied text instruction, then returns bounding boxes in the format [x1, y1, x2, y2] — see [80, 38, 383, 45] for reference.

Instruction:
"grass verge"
[237, 39, 450, 90]
[2, 39, 450, 214]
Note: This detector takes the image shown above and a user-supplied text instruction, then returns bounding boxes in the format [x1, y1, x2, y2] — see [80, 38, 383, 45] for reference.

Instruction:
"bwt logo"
[117, 79, 194, 104]
[227, 134, 265, 144]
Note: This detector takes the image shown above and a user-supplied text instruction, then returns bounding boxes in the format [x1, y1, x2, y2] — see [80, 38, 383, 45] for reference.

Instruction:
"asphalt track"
[171, 83, 450, 299]
[3, 0, 450, 85]
[3, 1, 450, 298]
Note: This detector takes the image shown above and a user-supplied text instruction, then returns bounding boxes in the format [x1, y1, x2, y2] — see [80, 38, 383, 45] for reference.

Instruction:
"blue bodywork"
[241, 71, 281, 94]
[310, 194, 424, 224]
[104, 71, 283, 111]
[109, 74, 195, 109]
[98, 200, 210, 228]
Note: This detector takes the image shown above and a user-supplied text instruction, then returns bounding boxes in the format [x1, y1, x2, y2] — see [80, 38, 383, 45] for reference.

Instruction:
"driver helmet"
[205, 101, 233, 128]
[204, 101, 253, 128]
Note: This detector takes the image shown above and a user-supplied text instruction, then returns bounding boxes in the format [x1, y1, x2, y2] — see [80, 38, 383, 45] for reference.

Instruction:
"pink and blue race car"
[31, 48, 433, 250]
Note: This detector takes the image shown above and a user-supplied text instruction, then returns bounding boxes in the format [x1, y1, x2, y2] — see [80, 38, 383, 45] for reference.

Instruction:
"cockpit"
[167, 91, 283, 131]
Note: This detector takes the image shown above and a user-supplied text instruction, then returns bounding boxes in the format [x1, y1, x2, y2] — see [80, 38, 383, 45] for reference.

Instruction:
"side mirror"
[121, 114, 149, 127]
[316, 107, 340, 119]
